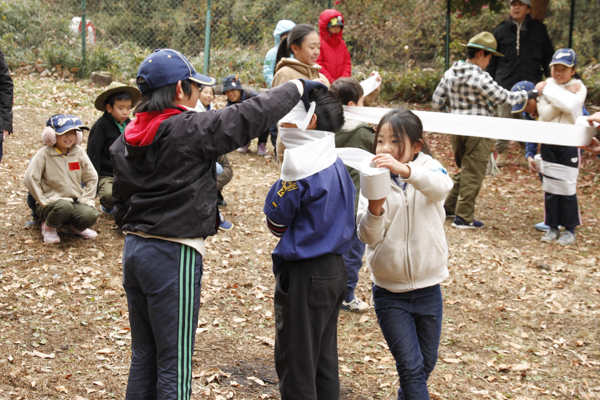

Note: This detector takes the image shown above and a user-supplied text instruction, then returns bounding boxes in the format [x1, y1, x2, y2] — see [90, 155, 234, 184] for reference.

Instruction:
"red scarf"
[124, 108, 184, 146]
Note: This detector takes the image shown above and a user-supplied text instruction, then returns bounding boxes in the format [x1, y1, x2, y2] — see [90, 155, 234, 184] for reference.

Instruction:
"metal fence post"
[81, 0, 86, 77]
[568, 0, 575, 48]
[445, 0, 450, 70]
[203, 0, 212, 75]
[328, 0, 332, 8]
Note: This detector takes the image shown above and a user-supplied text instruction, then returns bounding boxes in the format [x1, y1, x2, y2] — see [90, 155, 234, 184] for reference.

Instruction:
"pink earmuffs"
[42, 126, 83, 147]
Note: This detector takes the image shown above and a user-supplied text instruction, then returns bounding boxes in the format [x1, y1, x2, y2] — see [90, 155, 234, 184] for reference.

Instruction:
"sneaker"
[101, 205, 114, 215]
[41, 222, 60, 244]
[341, 298, 369, 313]
[540, 228, 560, 243]
[557, 231, 576, 246]
[452, 216, 483, 229]
[217, 198, 227, 207]
[443, 206, 455, 219]
[257, 143, 267, 156]
[25, 218, 40, 229]
[237, 144, 250, 153]
[218, 212, 234, 231]
[65, 225, 98, 239]
[535, 222, 550, 232]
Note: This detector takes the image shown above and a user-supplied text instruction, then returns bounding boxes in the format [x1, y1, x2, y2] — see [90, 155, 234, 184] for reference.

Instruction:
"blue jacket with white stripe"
[264, 158, 355, 272]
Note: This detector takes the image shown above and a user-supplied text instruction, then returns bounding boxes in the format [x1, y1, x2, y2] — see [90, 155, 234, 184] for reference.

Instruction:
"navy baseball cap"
[136, 49, 216, 93]
[510, 81, 535, 113]
[550, 48, 577, 68]
[46, 115, 89, 134]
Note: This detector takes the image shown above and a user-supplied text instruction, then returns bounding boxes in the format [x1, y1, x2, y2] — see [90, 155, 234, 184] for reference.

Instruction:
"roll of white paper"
[359, 158, 391, 200]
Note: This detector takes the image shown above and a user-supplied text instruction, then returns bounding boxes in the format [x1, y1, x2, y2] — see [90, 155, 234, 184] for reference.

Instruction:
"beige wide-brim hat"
[459, 32, 504, 57]
[94, 82, 141, 112]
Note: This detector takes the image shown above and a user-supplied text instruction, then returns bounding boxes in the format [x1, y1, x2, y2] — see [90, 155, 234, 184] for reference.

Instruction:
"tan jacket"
[272, 59, 331, 162]
[24, 145, 98, 208]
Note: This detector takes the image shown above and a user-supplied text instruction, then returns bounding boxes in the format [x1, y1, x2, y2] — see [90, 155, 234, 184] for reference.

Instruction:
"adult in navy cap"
[487, 0, 554, 168]
[110, 48, 327, 400]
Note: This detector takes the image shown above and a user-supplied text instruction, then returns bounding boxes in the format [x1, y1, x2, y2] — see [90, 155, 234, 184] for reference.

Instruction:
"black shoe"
[217, 198, 227, 207]
[452, 216, 483, 229]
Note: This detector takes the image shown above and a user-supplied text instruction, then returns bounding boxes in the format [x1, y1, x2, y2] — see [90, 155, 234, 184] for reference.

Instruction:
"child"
[316, 9, 351, 83]
[528, 49, 586, 246]
[264, 20, 296, 88]
[195, 84, 215, 111]
[24, 115, 99, 244]
[0, 48, 13, 164]
[357, 108, 453, 400]
[109, 48, 318, 399]
[432, 31, 538, 228]
[223, 74, 270, 156]
[273, 24, 330, 162]
[331, 76, 377, 313]
[87, 82, 140, 214]
[264, 88, 353, 399]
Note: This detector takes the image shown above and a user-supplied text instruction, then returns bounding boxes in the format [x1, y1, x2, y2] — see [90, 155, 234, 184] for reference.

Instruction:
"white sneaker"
[541, 228, 560, 243]
[41, 222, 60, 244]
[557, 231, 576, 246]
[341, 298, 369, 313]
[65, 225, 98, 239]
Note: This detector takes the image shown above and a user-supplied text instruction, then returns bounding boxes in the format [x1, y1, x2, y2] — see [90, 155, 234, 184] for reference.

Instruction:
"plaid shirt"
[432, 61, 529, 116]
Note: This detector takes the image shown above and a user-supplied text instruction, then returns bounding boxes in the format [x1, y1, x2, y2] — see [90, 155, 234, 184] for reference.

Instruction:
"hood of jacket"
[273, 20, 296, 48]
[448, 61, 482, 85]
[319, 9, 344, 45]
[125, 107, 184, 147]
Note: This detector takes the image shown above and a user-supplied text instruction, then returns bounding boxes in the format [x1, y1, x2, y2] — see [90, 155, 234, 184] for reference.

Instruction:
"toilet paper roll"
[359, 158, 391, 200]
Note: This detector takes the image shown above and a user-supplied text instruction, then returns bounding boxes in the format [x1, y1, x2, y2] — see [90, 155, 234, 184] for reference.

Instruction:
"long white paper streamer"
[534, 154, 579, 196]
[360, 74, 380, 97]
[343, 106, 596, 147]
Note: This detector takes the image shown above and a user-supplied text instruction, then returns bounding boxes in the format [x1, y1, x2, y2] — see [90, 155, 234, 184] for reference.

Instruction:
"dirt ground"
[0, 75, 599, 400]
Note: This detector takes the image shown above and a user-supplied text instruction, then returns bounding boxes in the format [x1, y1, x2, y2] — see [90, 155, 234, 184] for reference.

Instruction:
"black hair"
[133, 78, 194, 114]
[275, 24, 318, 67]
[331, 78, 364, 106]
[374, 108, 432, 157]
[309, 89, 345, 133]
[105, 91, 133, 108]
[466, 48, 491, 60]
[199, 85, 215, 96]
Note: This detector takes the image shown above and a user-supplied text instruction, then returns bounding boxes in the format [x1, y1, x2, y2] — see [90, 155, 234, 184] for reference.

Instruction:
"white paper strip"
[360, 75, 380, 97]
[343, 106, 596, 147]
[359, 158, 391, 200]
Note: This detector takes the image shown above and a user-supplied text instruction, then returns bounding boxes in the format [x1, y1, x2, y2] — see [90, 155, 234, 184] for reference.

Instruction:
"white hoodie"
[357, 152, 453, 292]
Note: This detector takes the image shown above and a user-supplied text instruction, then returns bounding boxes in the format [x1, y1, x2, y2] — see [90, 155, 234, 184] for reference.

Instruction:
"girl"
[273, 24, 330, 162]
[24, 115, 99, 244]
[195, 84, 215, 111]
[534, 48, 586, 246]
[357, 108, 453, 400]
[316, 9, 352, 83]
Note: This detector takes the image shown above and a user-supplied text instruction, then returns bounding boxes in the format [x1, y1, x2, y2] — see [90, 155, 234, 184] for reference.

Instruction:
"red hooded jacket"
[316, 9, 352, 83]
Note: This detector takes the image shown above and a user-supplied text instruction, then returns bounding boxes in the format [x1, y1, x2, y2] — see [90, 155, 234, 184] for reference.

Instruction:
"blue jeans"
[373, 284, 443, 400]
[342, 228, 366, 302]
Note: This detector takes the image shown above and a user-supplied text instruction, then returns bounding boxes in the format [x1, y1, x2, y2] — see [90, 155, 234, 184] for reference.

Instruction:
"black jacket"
[226, 89, 271, 137]
[0, 49, 13, 140]
[487, 16, 554, 90]
[87, 112, 130, 177]
[110, 82, 301, 238]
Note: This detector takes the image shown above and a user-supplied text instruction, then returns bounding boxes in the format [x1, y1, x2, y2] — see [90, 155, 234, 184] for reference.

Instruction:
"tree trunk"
[531, 0, 550, 21]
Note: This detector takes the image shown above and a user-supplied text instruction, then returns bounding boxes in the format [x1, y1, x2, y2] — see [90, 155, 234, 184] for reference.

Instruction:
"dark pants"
[444, 136, 490, 223]
[270, 124, 278, 150]
[373, 284, 443, 400]
[27, 192, 38, 219]
[541, 144, 581, 230]
[274, 254, 347, 400]
[258, 130, 269, 145]
[37, 200, 98, 231]
[98, 176, 114, 209]
[123, 235, 203, 400]
[342, 228, 366, 302]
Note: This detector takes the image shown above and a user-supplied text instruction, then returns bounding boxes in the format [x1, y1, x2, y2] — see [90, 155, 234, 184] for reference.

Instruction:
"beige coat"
[272, 58, 331, 162]
[24, 145, 98, 208]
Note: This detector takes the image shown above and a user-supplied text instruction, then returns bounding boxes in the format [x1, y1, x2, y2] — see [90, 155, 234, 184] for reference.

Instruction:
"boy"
[331, 77, 376, 313]
[432, 32, 538, 229]
[24, 115, 98, 243]
[316, 9, 351, 83]
[87, 82, 140, 214]
[223, 74, 270, 155]
[109, 48, 319, 400]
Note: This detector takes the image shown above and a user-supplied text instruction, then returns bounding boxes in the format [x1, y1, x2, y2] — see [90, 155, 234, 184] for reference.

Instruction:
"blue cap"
[510, 81, 535, 114]
[222, 74, 242, 93]
[46, 114, 89, 134]
[550, 48, 577, 68]
[136, 49, 216, 93]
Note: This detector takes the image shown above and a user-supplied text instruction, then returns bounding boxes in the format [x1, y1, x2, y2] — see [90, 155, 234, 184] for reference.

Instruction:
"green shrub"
[379, 68, 443, 104]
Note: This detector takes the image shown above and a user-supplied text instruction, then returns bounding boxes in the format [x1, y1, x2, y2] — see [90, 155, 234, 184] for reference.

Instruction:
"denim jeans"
[342, 228, 366, 302]
[373, 284, 443, 400]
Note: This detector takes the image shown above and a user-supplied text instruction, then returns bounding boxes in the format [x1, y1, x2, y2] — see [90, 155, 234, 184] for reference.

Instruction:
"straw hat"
[94, 82, 141, 112]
